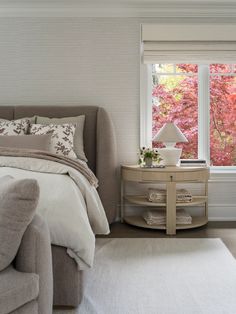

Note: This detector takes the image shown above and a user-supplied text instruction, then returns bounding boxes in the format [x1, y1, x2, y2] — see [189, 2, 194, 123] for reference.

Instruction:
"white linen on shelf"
[143, 209, 192, 225]
[148, 188, 192, 203]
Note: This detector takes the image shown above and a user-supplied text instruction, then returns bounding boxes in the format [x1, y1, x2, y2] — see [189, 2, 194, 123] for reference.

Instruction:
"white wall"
[0, 17, 235, 220]
[0, 17, 141, 164]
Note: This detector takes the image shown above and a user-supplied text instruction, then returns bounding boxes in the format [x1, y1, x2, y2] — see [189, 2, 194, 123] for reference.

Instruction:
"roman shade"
[141, 24, 236, 64]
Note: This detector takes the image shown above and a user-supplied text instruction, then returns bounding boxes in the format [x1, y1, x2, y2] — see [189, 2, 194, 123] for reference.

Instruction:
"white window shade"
[142, 24, 236, 64]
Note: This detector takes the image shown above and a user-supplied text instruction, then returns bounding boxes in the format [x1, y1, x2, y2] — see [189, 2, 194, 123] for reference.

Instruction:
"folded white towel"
[148, 189, 166, 202]
[143, 209, 192, 225]
[148, 188, 192, 203]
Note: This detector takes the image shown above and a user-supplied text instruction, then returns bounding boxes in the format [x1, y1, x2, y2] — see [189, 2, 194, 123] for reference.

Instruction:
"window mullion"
[198, 65, 210, 163]
[140, 63, 152, 147]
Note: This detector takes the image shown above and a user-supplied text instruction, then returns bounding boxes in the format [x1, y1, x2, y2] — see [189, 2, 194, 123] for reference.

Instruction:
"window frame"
[140, 63, 236, 172]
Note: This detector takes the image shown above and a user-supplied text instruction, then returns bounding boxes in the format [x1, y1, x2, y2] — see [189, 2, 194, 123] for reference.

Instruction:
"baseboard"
[208, 217, 236, 222]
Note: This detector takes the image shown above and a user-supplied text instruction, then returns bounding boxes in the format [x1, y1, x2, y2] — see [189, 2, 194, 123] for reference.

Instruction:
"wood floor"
[98, 221, 236, 258]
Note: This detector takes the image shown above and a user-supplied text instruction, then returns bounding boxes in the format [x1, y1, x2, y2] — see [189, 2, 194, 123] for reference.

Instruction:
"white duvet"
[0, 156, 110, 269]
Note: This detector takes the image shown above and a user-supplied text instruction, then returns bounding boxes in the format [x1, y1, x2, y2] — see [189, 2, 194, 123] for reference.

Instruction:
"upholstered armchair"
[0, 214, 53, 314]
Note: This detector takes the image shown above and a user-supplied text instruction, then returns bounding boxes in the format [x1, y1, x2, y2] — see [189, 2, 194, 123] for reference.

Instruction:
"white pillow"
[29, 123, 77, 158]
[0, 119, 30, 136]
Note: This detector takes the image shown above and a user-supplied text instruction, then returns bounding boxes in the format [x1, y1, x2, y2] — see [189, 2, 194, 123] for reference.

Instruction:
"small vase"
[144, 157, 152, 167]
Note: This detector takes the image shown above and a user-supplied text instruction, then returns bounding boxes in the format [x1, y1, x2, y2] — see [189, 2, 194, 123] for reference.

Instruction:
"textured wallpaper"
[0, 17, 141, 164]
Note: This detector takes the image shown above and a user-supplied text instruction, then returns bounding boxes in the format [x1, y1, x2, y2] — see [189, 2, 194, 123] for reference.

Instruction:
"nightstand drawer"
[174, 170, 208, 182]
[122, 168, 142, 181]
[142, 171, 172, 182]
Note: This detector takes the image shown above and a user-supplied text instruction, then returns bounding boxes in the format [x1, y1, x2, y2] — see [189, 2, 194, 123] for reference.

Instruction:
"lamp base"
[158, 147, 182, 166]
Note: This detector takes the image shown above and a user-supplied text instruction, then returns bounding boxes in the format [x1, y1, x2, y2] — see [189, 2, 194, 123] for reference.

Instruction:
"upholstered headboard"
[0, 106, 118, 223]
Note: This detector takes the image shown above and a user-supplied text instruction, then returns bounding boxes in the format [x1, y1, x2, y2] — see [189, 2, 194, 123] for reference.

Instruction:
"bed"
[0, 105, 118, 306]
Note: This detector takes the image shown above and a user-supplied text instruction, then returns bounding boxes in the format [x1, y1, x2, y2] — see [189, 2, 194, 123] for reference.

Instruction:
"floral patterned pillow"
[29, 123, 77, 158]
[0, 119, 30, 136]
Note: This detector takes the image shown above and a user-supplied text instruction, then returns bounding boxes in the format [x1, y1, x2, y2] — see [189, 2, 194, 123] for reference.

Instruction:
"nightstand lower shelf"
[125, 195, 207, 207]
[123, 216, 208, 230]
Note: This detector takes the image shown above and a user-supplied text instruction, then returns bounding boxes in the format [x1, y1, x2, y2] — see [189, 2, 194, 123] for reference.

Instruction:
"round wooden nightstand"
[120, 165, 209, 235]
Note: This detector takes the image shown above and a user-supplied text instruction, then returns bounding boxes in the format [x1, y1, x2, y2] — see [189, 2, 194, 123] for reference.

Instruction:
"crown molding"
[0, 1, 236, 18]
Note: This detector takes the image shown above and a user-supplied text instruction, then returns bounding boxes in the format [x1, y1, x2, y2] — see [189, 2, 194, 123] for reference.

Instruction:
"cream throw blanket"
[0, 147, 98, 187]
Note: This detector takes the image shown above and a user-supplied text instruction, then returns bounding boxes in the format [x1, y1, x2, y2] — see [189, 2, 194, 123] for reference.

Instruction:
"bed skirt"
[52, 245, 83, 307]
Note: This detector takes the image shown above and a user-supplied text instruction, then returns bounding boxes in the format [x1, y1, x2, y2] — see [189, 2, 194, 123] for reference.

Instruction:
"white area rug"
[54, 238, 236, 314]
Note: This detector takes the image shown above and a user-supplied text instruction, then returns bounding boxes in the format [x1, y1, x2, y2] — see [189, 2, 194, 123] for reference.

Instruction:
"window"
[143, 63, 236, 167]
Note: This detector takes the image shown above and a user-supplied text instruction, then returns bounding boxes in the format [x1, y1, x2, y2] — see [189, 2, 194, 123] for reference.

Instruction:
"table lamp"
[153, 122, 188, 166]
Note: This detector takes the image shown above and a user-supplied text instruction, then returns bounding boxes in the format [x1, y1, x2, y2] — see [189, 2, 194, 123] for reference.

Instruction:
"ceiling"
[0, 0, 235, 18]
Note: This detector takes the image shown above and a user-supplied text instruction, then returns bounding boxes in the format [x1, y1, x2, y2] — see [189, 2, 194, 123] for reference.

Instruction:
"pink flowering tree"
[152, 64, 236, 166]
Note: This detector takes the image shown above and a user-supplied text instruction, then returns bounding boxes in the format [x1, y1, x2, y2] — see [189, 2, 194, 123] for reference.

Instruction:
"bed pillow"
[0, 116, 36, 124]
[0, 134, 51, 151]
[29, 123, 77, 158]
[0, 119, 30, 136]
[36, 115, 87, 161]
[0, 175, 39, 271]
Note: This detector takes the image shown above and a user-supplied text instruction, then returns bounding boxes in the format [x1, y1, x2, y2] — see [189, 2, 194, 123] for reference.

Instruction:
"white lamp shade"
[153, 123, 188, 143]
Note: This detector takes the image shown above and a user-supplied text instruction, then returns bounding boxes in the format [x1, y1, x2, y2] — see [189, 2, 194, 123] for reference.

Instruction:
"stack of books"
[180, 159, 207, 167]
[148, 188, 192, 203]
[143, 209, 192, 225]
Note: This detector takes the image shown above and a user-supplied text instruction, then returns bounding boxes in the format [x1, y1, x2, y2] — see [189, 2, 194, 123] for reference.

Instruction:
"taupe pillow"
[36, 115, 87, 161]
[0, 176, 40, 271]
[0, 134, 51, 151]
